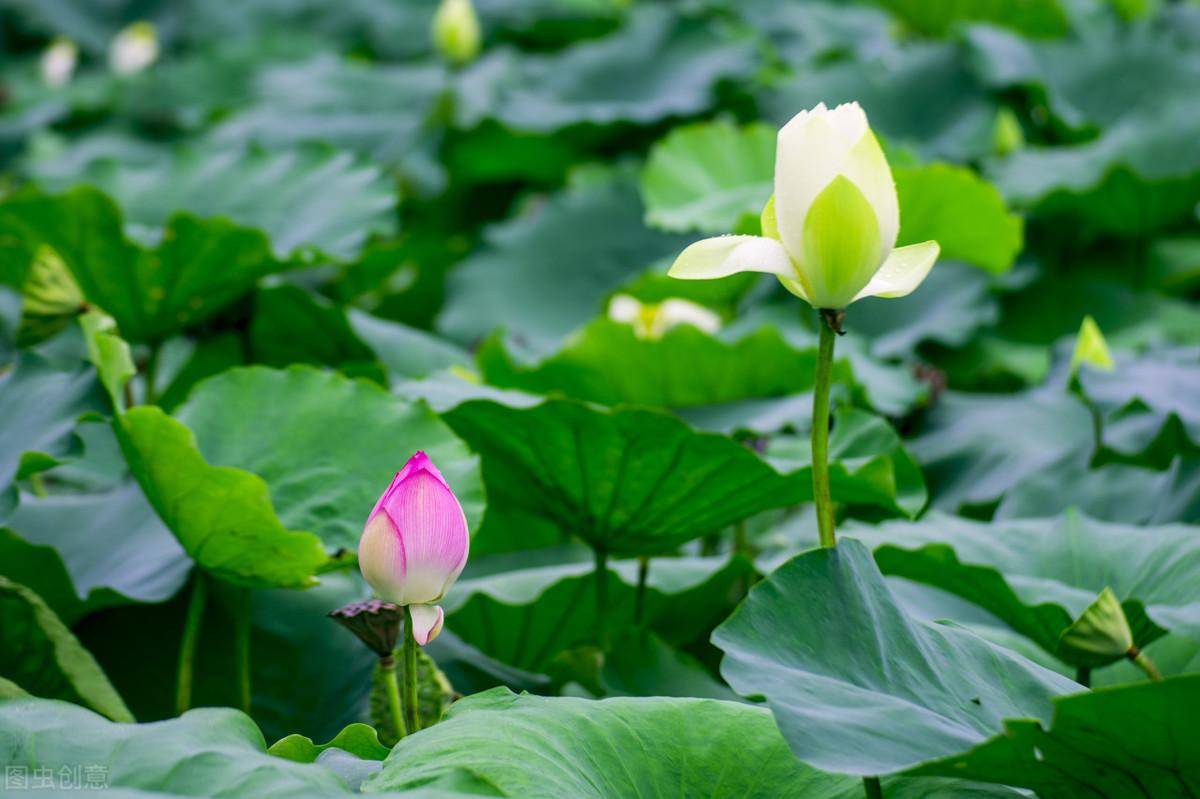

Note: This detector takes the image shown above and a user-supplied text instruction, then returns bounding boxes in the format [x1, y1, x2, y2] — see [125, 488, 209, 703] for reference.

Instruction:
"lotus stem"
[1128, 646, 1161, 682]
[380, 652, 408, 739]
[402, 605, 421, 733]
[175, 570, 208, 715]
[1075, 666, 1091, 687]
[863, 776, 884, 799]
[234, 586, 252, 714]
[594, 547, 609, 646]
[813, 312, 839, 548]
[634, 555, 650, 624]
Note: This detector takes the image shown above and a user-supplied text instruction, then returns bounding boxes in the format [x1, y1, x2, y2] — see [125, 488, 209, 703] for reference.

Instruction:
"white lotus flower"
[668, 102, 940, 310]
[608, 294, 720, 340]
[40, 38, 78, 87]
[109, 22, 158, 75]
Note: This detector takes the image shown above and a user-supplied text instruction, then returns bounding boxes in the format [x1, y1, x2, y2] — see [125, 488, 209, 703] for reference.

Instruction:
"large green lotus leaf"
[248, 285, 469, 384]
[116, 406, 329, 590]
[28, 138, 397, 261]
[585, 626, 738, 700]
[910, 387, 1094, 511]
[348, 309, 471, 383]
[248, 286, 385, 382]
[477, 320, 842, 409]
[0, 187, 281, 343]
[713, 539, 1079, 777]
[211, 54, 447, 180]
[966, 22, 1200, 132]
[762, 43, 997, 162]
[442, 552, 752, 672]
[362, 687, 860, 798]
[1079, 348, 1200, 463]
[893, 163, 1023, 274]
[853, 511, 1200, 666]
[765, 408, 927, 518]
[850, 260, 1000, 360]
[444, 397, 809, 556]
[987, 108, 1200, 235]
[729, 0, 896, 69]
[0, 353, 101, 489]
[455, 6, 758, 132]
[0, 697, 367, 797]
[911, 676, 1200, 798]
[437, 173, 689, 351]
[172, 366, 482, 552]
[877, 0, 1067, 37]
[640, 119, 775, 233]
[0, 482, 189, 625]
[996, 457, 1200, 524]
[0, 576, 132, 722]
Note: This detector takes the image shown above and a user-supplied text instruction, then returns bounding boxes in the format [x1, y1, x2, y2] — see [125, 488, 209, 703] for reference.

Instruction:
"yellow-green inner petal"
[800, 175, 882, 309]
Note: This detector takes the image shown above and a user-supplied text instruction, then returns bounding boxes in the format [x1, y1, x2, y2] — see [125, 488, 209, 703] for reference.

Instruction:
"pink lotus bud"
[358, 451, 468, 645]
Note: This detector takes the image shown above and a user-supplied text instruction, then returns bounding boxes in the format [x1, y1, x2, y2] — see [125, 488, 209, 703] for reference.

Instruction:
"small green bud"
[1070, 315, 1115, 377]
[1058, 587, 1133, 663]
[432, 0, 482, 66]
[992, 108, 1025, 157]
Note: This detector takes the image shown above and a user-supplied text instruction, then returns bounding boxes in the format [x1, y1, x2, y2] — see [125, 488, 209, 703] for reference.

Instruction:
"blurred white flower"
[432, 0, 481, 66]
[109, 21, 158, 76]
[608, 294, 721, 340]
[40, 38, 78, 87]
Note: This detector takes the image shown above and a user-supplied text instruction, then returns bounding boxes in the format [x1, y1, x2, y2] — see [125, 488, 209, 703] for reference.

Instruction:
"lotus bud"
[358, 451, 468, 646]
[607, 294, 721, 340]
[40, 38, 78, 87]
[1058, 587, 1133, 662]
[109, 21, 158, 76]
[432, 0, 482, 66]
[668, 102, 940, 310]
[1069, 315, 1114, 377]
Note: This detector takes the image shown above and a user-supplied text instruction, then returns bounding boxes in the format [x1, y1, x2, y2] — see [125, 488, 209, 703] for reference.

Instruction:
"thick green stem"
[29, 472, 47, 498]
[381, 654, 408, 739]
[633, 555, 650, 624]
[402, 606, 420, 734]
[233, 587, 252, 714]
[813, 315, 838, 548]
[595, 547, 609, 646]
[1075, 666, 1091, 687]
[863, 776, 884, 799]
[176, 571, 208, 715]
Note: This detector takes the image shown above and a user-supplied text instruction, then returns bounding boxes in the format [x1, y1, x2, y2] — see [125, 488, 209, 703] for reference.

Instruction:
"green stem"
[595, 547, 609, 646]
[29, 472, 47, 498]
[863, 776, 884, 799]
[176, 571, 208, 715]
[233, 587, 252, 714]
[143, 342, 161, 406]
[402, 606, 420, 734]
[381, 654, 408, 740]
[813, 314, 838, 548]
[633, 555, 650, 625]
[1075, 666, 1091, 687]
[1129, 647, 1161, 682]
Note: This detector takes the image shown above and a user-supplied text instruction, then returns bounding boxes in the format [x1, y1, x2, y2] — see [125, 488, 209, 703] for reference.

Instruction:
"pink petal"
[358, 513, 408, 604]
[409, 604, 445, 645]
[363, 451, 469, 605]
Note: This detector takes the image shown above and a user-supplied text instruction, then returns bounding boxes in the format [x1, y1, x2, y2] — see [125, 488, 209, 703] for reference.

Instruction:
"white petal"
[667, 235, 795, 281]
[852, 241, 940, 302]
[408, 604, 445, 646]
[607, 294, 641, 324]
[774, 113, 855, 261]
[840, 130, 899, 256]
[824, 102, 868, 144]
[658, 299, 721, 334]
